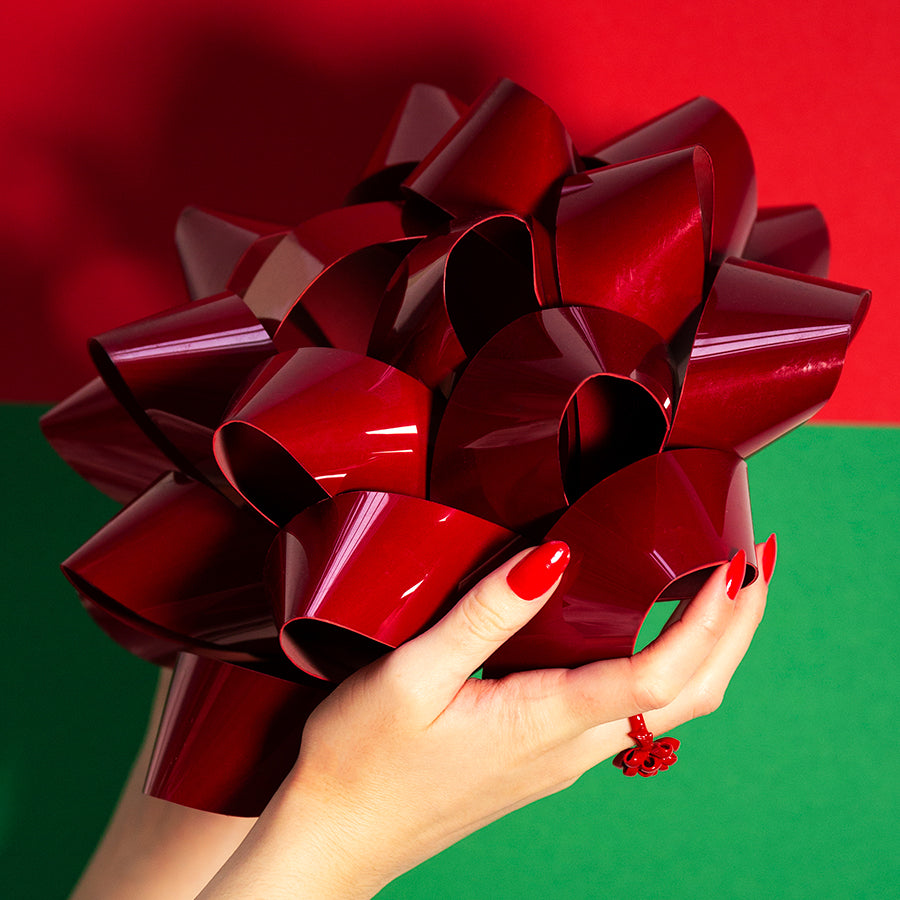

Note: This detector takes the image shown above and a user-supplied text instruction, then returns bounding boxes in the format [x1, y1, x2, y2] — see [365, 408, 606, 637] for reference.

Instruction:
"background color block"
[0, 0, 896, 421]
[1, 406, 896, 898]
[1, 7, 897, 894]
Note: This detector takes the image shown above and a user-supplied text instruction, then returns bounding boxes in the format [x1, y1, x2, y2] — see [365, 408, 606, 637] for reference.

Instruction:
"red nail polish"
[725, 549, 746, 601]
[762, 533, 778, 583]
[507, 541, 570, 600]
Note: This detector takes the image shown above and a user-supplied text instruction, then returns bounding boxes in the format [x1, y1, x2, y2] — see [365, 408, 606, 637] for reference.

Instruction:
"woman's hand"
[199, 536, 775, 900]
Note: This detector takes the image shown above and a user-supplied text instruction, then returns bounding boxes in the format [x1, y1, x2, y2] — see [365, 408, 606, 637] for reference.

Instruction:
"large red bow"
[42, 78, 869, 815]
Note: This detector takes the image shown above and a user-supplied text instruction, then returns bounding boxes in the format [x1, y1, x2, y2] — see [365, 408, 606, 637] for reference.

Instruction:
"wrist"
[198, 771, 395, 900]
[275, 766, 405, 898]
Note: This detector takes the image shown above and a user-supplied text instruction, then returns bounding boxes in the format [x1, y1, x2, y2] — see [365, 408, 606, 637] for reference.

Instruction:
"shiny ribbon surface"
[42, 78, 870, 815]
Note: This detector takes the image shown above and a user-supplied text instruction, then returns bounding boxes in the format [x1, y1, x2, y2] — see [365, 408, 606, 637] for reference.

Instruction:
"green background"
[2, 407, 897, 898]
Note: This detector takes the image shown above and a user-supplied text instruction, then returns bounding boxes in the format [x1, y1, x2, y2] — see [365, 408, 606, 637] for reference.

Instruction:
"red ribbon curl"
[42, 78, 870, 815]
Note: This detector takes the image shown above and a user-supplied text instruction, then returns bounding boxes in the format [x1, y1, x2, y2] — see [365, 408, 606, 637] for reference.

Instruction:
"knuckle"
[745, 594, 768, 627]
[693, 608, 726, 643]
[691, 684, 725, 718]
[371, 653, 422, 706]
[630, 665, 678, 712]
[459, 584, 514, 643]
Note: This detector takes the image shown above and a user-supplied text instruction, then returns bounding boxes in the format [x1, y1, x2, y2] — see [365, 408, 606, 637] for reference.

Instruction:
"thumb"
[391, 541, 570, 707]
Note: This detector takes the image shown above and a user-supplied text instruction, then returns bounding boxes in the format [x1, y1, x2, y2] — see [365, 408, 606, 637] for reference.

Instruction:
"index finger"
[550, 550, 747, 736]
[388, 542, 571, 713]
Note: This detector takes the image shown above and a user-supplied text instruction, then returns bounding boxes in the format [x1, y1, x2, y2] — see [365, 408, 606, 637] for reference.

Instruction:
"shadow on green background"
[2, 406, 897, 898]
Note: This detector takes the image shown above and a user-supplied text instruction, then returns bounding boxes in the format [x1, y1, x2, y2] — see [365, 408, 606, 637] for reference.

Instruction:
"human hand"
[199, 536, 775, 900]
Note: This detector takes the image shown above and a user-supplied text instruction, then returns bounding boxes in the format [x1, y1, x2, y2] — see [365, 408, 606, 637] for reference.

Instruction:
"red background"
[2, 0, 896, 421]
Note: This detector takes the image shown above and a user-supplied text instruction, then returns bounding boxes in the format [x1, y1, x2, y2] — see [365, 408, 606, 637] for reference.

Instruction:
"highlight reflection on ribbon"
[41, 78, 870, 816]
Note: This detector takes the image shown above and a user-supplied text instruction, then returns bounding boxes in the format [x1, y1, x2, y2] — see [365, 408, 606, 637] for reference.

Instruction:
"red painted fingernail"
[725, 549, 746, 601]
[506, 541, 570, 600]
[762, 533, 778, 583]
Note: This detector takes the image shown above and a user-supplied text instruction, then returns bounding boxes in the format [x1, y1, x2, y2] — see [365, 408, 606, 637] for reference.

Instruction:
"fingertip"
[725, 549, 746, 601]
[660, 551, 743, 634]
[761, 533, 778, 584]
[506, 541, 570, 601]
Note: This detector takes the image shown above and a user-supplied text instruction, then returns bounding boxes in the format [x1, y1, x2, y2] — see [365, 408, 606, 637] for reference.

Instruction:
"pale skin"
[73, 539, 773, 899]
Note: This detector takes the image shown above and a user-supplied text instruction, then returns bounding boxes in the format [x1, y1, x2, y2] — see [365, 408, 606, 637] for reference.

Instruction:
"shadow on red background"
[0, 14, 506, 401]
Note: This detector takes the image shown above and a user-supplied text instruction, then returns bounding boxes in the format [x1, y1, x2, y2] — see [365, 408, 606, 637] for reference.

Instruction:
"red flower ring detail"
[613, 715, 680, 778]
[42, 78, 870, 815]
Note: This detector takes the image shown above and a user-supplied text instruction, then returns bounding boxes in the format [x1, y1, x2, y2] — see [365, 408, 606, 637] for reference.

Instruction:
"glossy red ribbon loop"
[62, 472, 279, 665]
[431, 306, 674, 532]
[742, 205, 830, 278]
[89, 292, 277, 479]
[367, 213, 550, 390]
[238, 201, 424, 337]
[555, 147, 713, 343]
[590, 96, 757, 262]
[176, 206, 290, 302]
[215, 347, 434, 526]
[668, 258, 871, 456]
[403, 78, 579, 218]
[485, 449, 756, 674]
[145, 653, 331, 817]
[39, 376, 173, 504]
[271, 491, 519, 681]
[348, 83, 468, 205]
